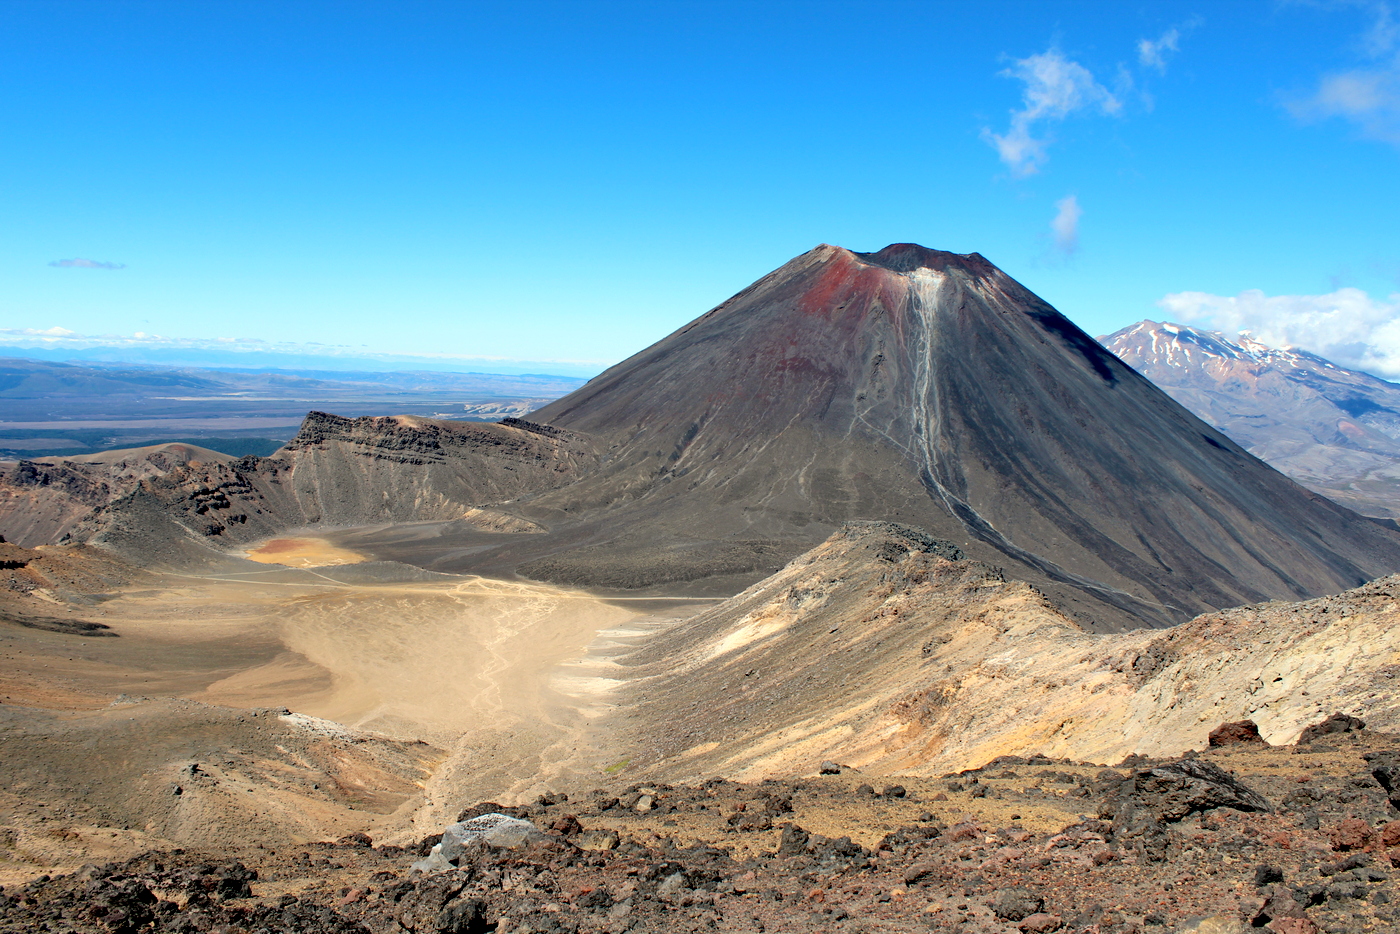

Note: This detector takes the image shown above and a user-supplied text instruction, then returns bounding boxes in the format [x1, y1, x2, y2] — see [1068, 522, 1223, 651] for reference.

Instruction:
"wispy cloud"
[1159, 286, 1400, 379]
[1137, 28, 1181, 72]
[982, 49, 1121, 177]
[48, 258, 127, 270]
[1290, 1, 1400, 146]
[1050, 195, 1081, 255]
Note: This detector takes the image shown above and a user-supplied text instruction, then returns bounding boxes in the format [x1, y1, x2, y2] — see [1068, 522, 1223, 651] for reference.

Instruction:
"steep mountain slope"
[514, 244, 1400, 629]
[1102, 320, 1400, 518]
[613, 521, 1400, 781]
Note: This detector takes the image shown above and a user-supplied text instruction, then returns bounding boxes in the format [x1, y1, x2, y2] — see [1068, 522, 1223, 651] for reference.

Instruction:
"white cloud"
[982, 49, 1121, 177]
[48, 257, 126, 270]
[1292, 2, 1400, 146]
[1137, 28, 1181, 72]
[1362, 0, 1400, 56]
[0, 327, 608, 373]
[1050, 195, 1081, 255]
[1159, 287, 1400, 378]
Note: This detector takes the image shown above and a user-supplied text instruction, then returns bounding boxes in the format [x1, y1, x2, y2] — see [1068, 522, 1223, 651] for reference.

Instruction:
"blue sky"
[3, 1, 1400, 376]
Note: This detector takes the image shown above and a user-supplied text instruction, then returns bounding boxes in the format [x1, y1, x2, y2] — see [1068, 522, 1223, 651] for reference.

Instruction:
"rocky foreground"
[5, 716, 1400, 934]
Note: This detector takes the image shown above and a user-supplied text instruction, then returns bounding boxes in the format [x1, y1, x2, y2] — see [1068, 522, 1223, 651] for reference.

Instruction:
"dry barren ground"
[0, 538, 714, 879]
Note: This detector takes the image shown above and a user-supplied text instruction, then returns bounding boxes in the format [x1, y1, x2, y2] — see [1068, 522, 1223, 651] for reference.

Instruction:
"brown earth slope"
[612, 521, 1400, 783]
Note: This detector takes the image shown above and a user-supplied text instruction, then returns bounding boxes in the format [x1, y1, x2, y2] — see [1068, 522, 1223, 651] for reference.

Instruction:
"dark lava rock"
[991, 885, 1045, 921]
[1107, 759, 1270, 862]
[1365, 750, 1400, 808]
[776, 823, 810, 856]
[1128, 759, 1271, 822]
[1299, 713, 1366, 744]
[437, 897, 491, 934]
[83, 877, 158, 933]
[1209, 719, 1266, 747]
[336, 832, 374, 848]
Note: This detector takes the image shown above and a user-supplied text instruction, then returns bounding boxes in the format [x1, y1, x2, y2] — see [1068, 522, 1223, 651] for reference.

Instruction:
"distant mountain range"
[0, 333, 603, 378]
[0, 357, 585, 459]
[1101, 321, 1400, 518]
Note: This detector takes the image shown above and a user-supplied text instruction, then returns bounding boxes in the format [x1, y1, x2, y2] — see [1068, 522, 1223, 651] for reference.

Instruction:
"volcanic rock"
[1209, 720, 1266, 747]
[1125, 759, 1271, 822]
[1299, 713, 1367, 744]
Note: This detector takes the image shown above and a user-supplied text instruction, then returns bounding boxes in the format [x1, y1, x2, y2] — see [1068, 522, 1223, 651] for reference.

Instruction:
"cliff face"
[0, 414, 597, 567]
[614, 522, 1400, 781]
[265, 413, 598, 530]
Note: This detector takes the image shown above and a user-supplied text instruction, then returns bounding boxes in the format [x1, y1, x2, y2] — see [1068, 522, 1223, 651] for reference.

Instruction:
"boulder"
[1329, 817, 1376, 852]
[411, 813, 546, 873]
[576, 829, 621, 851]
[1019, 914, 1063, 933]
[1297, 713, 1365, 744]
[1131, 759, 1271, 822]
[1208, 720, 1265, 747]
[991, 886, 1044, 921]
[441, 813, 545, 860]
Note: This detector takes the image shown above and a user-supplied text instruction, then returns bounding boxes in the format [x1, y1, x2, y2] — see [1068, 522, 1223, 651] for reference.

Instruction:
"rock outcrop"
[0, 414, 597, 567]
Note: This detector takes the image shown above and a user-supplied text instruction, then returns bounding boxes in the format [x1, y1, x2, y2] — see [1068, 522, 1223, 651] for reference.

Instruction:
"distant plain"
[0, 357, 583, 459]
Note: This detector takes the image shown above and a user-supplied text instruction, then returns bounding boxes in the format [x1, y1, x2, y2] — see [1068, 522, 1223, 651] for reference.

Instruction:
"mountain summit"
[513, 244, 1400, 629]
[1103, 319, 1400, 518]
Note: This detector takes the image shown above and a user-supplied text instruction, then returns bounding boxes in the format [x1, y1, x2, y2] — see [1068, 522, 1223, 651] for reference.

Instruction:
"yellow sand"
[0, 568, 669, 841]
[244, 537, 368, 568]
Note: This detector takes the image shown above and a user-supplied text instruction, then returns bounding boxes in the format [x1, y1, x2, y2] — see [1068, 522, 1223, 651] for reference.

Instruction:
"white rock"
[440, 813, 545, 862]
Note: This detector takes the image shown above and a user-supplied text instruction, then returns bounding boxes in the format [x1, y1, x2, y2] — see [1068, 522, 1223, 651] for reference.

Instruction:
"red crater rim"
[818, 242, 999, 276]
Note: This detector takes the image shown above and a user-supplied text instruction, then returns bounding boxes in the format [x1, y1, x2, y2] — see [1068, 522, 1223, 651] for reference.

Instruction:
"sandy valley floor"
[0, 537, 715, 876]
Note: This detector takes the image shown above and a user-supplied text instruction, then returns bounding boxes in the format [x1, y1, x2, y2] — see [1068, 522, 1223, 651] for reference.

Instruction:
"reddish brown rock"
[1209, 719, 1265, 747]
[1019, 913, 1064, 933]
[1267, 918, 1319, 934]
[550, 814, 583, 837]
[1329, 817, 1376, 851]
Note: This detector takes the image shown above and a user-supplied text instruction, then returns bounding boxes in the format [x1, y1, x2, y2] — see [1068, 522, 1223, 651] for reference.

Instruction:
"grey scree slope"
[497, 243, 1400, 631]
